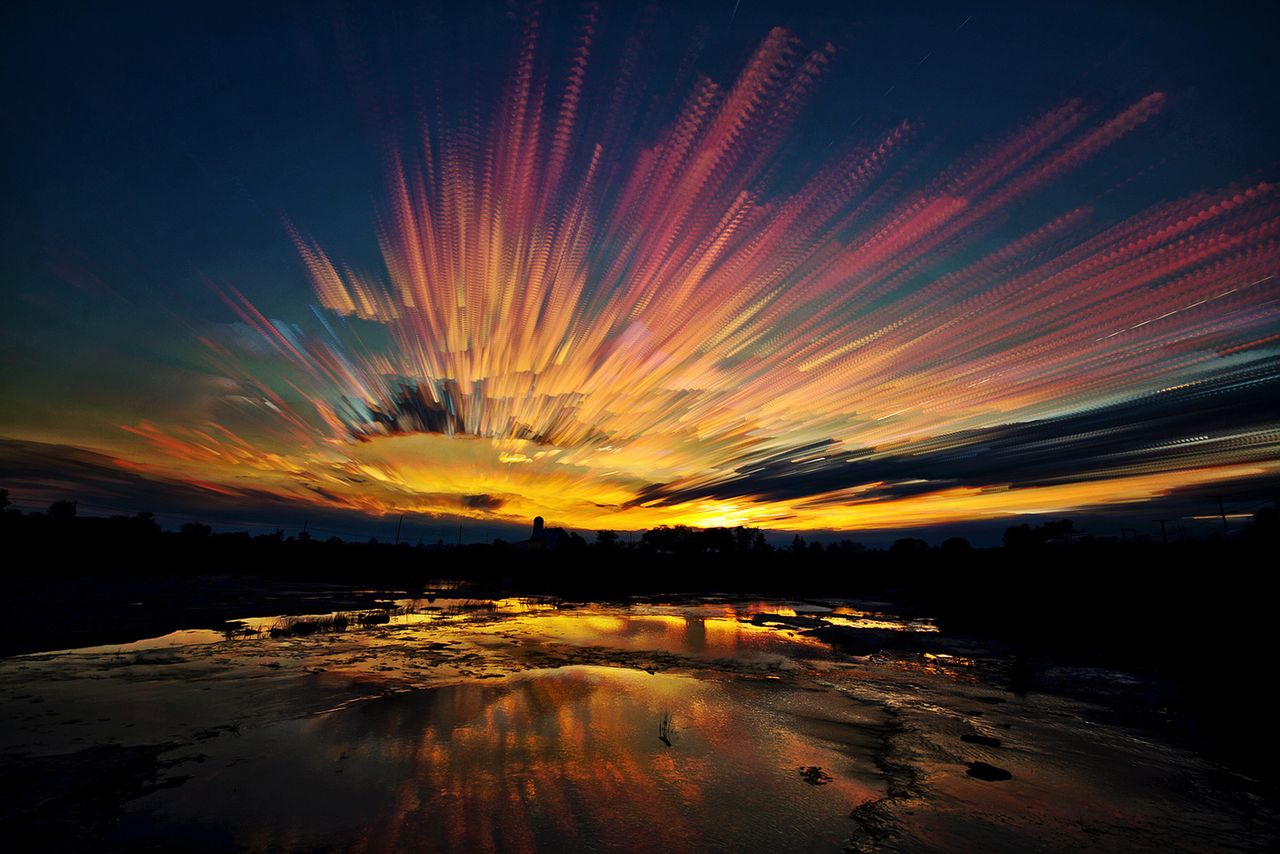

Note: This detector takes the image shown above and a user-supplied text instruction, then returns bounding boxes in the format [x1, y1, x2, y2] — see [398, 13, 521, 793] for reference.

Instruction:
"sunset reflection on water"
[502, 612, 833, 660]
[4, 596, 1271, 852]
[123, 666, 879, 852]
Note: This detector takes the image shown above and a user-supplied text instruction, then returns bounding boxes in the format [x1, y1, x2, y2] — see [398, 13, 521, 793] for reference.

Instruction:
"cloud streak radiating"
[81, 10, 1280, 530]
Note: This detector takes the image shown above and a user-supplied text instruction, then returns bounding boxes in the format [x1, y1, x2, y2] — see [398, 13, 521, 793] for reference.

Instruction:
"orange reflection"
[216, 667, 879, 851]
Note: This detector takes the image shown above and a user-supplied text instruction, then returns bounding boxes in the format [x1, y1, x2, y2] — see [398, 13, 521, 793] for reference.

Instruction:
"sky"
[2, 0, 1278, 544]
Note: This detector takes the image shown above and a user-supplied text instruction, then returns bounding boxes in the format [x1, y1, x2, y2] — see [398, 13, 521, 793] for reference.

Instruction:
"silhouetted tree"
[48, 500, 77, 522]
[181, 522, 212, 539]
[733, 526, 768, 553]
[1004, 519, 1076, 549]
[643, 525, 696, 554]
[695, 527, 726, 554]
[1247, 504, 1278, 542]
[890, 537, 929, 555]
[1003, 523, 1034, 550]
[1041, 519, 1077, 545]
[132, 511, 160, 535]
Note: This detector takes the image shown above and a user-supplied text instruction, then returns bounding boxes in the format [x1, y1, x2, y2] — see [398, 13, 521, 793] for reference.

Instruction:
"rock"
[803, 626, 887, 656]
[798, 765, 833, 785]
[961, 733, 1002, 748]
[965, 761, 1012, 781]
[847, 798, 900, 853]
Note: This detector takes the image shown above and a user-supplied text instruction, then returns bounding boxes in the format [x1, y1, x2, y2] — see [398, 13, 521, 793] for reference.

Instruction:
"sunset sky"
[3, 0, 1278, 542]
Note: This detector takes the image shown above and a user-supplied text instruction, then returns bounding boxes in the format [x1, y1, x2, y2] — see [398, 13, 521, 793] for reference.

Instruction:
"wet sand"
[1, 597, 1273, 851]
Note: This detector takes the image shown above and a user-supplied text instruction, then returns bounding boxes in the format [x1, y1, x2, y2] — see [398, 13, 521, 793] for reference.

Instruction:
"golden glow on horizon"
[108, 431, 1278, 532]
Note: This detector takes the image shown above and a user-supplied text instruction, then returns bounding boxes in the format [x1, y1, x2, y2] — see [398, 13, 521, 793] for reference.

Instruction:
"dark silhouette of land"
[2, 487, 1277, 781]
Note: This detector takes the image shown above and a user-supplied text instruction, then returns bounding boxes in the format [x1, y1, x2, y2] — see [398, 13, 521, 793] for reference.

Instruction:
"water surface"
[0, 596, 1271, 851]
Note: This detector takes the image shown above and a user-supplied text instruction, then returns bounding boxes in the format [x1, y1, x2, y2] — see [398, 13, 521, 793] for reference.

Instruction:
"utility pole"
[457, 524, 463, 547]
[1155, 519, 1170, 544]
[1213, 495, 1229, 533]
[394, 514, 404, 545]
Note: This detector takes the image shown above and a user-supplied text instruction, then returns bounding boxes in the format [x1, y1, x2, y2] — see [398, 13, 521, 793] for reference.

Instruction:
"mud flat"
[1, 598, 1274, 851]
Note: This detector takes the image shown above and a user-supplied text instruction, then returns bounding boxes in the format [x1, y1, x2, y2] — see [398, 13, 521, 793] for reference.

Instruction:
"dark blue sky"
[7, 1, 1275, 312]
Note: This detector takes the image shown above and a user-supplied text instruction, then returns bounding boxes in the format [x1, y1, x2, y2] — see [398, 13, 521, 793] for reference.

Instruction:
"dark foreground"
[2, 506, 1277, 849]
[1, 576, 1278, 851]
